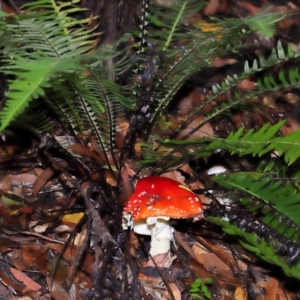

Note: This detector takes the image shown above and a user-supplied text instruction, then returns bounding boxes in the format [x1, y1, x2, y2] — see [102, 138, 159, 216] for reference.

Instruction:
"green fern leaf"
[0, 56, 82, 131]
[214, 172, 300, 240]
[208, 216, 300, 279]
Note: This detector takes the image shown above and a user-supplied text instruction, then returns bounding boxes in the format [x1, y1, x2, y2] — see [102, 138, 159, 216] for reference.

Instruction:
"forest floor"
[1, 0, 300, 299]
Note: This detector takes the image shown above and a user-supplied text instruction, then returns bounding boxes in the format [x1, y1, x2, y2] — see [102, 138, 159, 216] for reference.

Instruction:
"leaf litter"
[1, 0, 300, 299]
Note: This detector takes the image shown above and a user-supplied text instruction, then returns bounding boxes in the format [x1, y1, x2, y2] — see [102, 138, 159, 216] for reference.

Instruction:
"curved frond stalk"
[174, 40, 300, 135]
[0, 0, 103, 132]
[13, 101, 53, 134]
[162, 0, 187, 51]
[139, 120, 300, 172]
[52, 75, 116, 172]
[144, 12, 285, 137]
[48, 63, 133, 172]
[214, 172, 300, 241]
[208, 216, 300, 279]
[218, 121, 300, 165]
[83, 69, 128, 170]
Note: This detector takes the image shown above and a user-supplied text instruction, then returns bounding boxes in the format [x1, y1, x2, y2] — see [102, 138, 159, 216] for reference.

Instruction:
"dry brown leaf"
[213, 57, 238, 67]
[73, 228, 88, 247]
[203, 0, 220, 15]
[188, 259, 213, 279]
[160, 171, 186, 184]
[195, 237, 246, 273]
[0, 264, 24, 294]
[236, 78, 256, 90]
[45, 243, 93, 274]
[32, 167, 55, 197]
[48, 255, 68, 284]
[116, 115, 129, 135]
[10, 267, 42, 292]
[20, 244, 48, 272]
[192, 240, 237, 273]
[177, 116, 214, 139]
[105, 170, 117, 186]
[222, 297, 236, 300]
[8, 249, 28, 271]
[0, 174, 12, 192]
[234, 286, 247, 300]
[192, 246, 230, 272]
[281, 117, 300, 135]
[70, 143, 104, 164]
[139, 268, 164, 299]
[144, 252, 176, 268]
[121, 164, 133, 202]
[265, 278, 291, 300]
[174, 230, 197, 260]
[46, 276, 70, 300]
[162, 282, 181, 300]
[239, 2, 261, 16]
[176, 91, 205, 117]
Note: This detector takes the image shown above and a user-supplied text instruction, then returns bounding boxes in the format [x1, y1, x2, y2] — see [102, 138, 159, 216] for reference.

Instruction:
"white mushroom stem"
[123, 214, 175, 257]
[147, 217, 174, 257]
[132, 216, 174, 257]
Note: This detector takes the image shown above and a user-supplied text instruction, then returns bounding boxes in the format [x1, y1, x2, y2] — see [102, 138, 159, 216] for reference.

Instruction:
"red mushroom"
[123, 176, 203, 258]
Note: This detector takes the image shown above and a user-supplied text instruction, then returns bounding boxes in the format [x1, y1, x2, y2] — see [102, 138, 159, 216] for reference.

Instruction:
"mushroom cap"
[123, 176, 203, 221]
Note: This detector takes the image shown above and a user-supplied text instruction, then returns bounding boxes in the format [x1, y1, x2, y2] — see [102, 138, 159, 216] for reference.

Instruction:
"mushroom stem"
[147, 217, 174, 257]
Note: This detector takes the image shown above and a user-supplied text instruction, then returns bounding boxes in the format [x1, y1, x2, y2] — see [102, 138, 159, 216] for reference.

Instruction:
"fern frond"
[145, 11, 286, 136]
[12, 101, 53, 134]
[0, 56, 84, 131]
[140, 120, 300, 168]
[219, 121, 300, 165]
[208, 216, 300, 279]
[0, 0, 104, 132]
[1, 4, 97, 59]
[0, 0, 134, 159]
[175, 40, 300, 134]
[214, 172, 300, 241]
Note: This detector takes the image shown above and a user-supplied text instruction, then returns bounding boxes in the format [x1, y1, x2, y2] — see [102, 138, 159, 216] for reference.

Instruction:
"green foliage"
[242, 10, 285, 37]
[0, 55, 83, 131]
[132, 1, 286, 137]
[210, 121, 300, 165]
[0, 0, 133, 169]
[189, 278, 212, 299]
[1, 0, 300, 284]
[138, 32, 300, 167]
[208, 217, 300, 279]
[135, 19, 300, 276]
[140, 121, 300, 169]
[214, 172, 300, 241]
